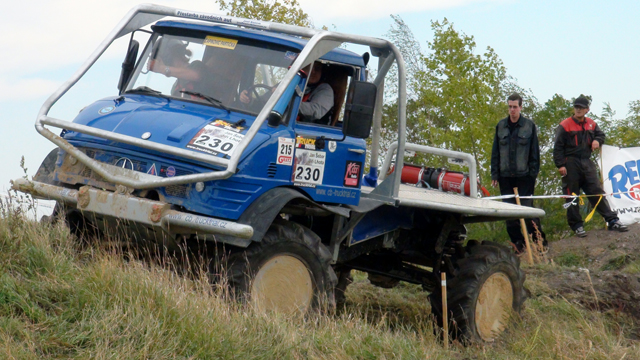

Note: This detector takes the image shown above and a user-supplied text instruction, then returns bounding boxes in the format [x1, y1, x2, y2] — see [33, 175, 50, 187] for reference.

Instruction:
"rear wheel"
[226, 220, 337, 315]
[429, 241, 526, 342]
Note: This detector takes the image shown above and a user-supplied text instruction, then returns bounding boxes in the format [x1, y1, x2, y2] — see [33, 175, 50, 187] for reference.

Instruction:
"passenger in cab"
[297, 62, 334, 125]
[238, 61, 334, 124]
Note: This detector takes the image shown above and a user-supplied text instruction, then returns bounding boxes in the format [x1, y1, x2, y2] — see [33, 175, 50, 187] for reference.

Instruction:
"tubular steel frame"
[35, 4, 407, 199]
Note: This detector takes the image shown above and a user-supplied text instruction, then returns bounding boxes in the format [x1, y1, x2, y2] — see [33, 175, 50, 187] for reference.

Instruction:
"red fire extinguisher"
[390, 163, 490, 197]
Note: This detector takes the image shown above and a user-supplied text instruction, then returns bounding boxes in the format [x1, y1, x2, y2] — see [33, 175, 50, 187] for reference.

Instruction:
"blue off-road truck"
[13, 4, 544, 342]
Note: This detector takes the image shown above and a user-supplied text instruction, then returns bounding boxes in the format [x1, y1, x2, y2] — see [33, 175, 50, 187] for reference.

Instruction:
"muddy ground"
[530, 223, 640, 336]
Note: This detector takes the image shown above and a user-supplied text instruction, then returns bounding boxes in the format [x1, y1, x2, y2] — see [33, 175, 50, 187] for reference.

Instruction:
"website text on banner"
[601, 144, 640, 224]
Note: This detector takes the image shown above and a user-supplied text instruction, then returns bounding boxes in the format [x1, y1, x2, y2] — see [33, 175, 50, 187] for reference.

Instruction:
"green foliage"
[411, 19, 505, 180]
[600, 254, 633, 271]
[533, 95, 571, 176]
[217, 0, 312, 27]
[596, 101, 640, 148]
[555, 252, 587, 267]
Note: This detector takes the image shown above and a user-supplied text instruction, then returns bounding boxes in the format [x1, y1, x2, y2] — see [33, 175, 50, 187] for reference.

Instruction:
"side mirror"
[118, 40, 139, 94]
[342, 81, 376, 139]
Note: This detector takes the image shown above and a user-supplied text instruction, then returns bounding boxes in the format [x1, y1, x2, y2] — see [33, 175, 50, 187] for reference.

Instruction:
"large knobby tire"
[429, 241, 526, 343]
[226, 220, 337, 315]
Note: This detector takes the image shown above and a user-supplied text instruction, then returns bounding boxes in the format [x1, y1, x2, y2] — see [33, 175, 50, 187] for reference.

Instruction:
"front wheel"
[429, 241, 526, 342]
[226, 220, 337, 315]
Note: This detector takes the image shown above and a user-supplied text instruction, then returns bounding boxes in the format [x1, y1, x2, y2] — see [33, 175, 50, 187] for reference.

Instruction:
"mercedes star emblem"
[114, 157, 134, 170]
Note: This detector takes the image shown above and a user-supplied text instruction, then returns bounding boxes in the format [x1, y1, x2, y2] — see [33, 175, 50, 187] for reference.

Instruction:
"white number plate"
[187, 124, 244, 156]
[293, 148, 325, 185]
[277, 137, 294, 166]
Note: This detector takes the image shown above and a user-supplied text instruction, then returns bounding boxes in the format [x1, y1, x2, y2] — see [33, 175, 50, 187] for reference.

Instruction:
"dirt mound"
[549, 223, 640, 270]
[532, 223, 640, 336]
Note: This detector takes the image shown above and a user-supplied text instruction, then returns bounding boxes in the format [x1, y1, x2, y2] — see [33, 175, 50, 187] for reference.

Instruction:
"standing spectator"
[491, 93, 545, 253]
[553, 95, 628, 237]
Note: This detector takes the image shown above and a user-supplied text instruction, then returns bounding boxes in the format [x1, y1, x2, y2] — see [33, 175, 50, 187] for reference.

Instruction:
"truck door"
[291, 123, 365, 206]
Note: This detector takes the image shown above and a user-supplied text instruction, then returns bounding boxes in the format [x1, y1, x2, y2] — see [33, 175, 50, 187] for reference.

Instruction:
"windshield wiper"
[180, 90, 230, 113]
[126, 86, 163, 96]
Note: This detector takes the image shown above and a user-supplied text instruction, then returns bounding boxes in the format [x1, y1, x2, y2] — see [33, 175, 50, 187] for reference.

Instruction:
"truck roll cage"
[35, 4, 408, 197]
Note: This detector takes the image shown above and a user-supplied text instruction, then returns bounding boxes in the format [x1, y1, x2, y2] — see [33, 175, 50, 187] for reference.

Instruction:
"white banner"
[601, 144, 640, 225]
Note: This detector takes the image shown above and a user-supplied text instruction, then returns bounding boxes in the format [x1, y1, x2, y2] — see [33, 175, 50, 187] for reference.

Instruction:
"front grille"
[165, 184, 189, 198]
[74, 147, 193, 199]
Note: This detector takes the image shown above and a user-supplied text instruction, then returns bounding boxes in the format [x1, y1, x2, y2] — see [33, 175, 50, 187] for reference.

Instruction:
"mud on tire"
[226, 219, 337, 315]
[429, 240, 527, 342]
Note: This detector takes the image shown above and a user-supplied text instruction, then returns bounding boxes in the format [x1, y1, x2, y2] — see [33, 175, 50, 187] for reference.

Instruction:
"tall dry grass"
[1, 200, 638, 359]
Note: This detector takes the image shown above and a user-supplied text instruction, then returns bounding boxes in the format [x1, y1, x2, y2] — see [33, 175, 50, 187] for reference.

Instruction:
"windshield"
[127, 32, 299, 115]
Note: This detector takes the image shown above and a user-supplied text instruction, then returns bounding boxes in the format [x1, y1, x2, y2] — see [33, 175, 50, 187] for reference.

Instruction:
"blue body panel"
[351, 206, 415, 245]
[66, 95, 269, 165]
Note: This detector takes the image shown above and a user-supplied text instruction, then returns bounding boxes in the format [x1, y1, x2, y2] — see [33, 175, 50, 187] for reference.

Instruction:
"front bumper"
[11, 178, 253, 247]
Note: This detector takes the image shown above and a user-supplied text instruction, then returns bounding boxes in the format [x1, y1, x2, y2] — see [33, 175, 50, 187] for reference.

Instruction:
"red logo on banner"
[630, 184, 640, 201]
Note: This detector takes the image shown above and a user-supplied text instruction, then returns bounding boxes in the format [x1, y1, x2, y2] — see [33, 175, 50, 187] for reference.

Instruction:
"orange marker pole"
[514, 187, 535, 264]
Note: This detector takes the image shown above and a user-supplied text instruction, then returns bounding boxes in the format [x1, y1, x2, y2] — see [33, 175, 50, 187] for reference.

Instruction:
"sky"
[1, 0, 639, 193]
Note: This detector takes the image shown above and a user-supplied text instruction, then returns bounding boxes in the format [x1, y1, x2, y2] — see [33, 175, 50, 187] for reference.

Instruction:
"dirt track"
[530, 223, 640, 337]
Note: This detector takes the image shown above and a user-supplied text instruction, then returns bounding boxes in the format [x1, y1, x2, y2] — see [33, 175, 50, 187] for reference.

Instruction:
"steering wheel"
[247, 84, 274, 102]
[237, 83, 274, 112]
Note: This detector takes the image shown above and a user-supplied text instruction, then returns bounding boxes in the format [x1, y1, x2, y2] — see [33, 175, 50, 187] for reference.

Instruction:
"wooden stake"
[441, 272, 449, 349]
[514, 187, 535, 264]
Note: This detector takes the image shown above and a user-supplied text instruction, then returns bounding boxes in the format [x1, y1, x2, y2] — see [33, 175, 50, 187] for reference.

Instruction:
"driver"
[149, 39, 204, 97]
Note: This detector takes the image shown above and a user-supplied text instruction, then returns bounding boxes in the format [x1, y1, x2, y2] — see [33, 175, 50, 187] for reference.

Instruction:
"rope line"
[483, 190, 636, 201]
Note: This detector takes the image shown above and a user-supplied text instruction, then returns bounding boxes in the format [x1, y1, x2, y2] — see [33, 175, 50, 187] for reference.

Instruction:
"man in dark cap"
[553, 95, 628, 237]
[491, 92, 545, 253]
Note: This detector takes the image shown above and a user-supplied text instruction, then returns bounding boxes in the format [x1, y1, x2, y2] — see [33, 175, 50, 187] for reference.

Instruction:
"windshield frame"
[126, 28, 302, 116]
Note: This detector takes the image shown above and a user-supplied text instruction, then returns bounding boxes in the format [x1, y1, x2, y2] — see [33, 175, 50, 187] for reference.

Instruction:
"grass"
[554, 252, 587, 268]
[600, 254, 634, 271]
[1, 204, 639, 359]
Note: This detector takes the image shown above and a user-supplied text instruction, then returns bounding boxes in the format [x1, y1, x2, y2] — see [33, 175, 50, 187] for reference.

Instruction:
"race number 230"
[194, 134, 235, 154]
[295, 165, 322, 184]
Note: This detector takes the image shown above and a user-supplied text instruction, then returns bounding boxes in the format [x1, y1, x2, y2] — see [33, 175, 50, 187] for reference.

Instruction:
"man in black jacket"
[553, 95, 628, 237]
[491, 93, 544, 253]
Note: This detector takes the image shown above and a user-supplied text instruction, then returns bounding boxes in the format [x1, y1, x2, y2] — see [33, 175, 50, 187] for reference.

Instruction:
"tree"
[410, 19, 515, 182]
[533, 94, 573, 196]
[383, 15, 426, 100]
[596, 101, 640, 147]
[217, 0, 312, 27]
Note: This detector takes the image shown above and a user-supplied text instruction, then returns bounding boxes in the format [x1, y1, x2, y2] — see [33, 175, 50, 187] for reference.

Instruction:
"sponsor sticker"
[285, 51, 298, 61]
[212, 119, 244, 132]
[316, 188, 357, 198]
[187, 121, 245, 156]
[295, 136, 316, 150]
[166, 166, 176, 177]
[292, 148, 325, 186]
[147, 163, 157, 176]
[203, 36, 238, 50]
[277, 137, 294, 166]
[328, 141, 337, 153]
[174, 10, 270, 30]
[344, 161, 362, 187]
